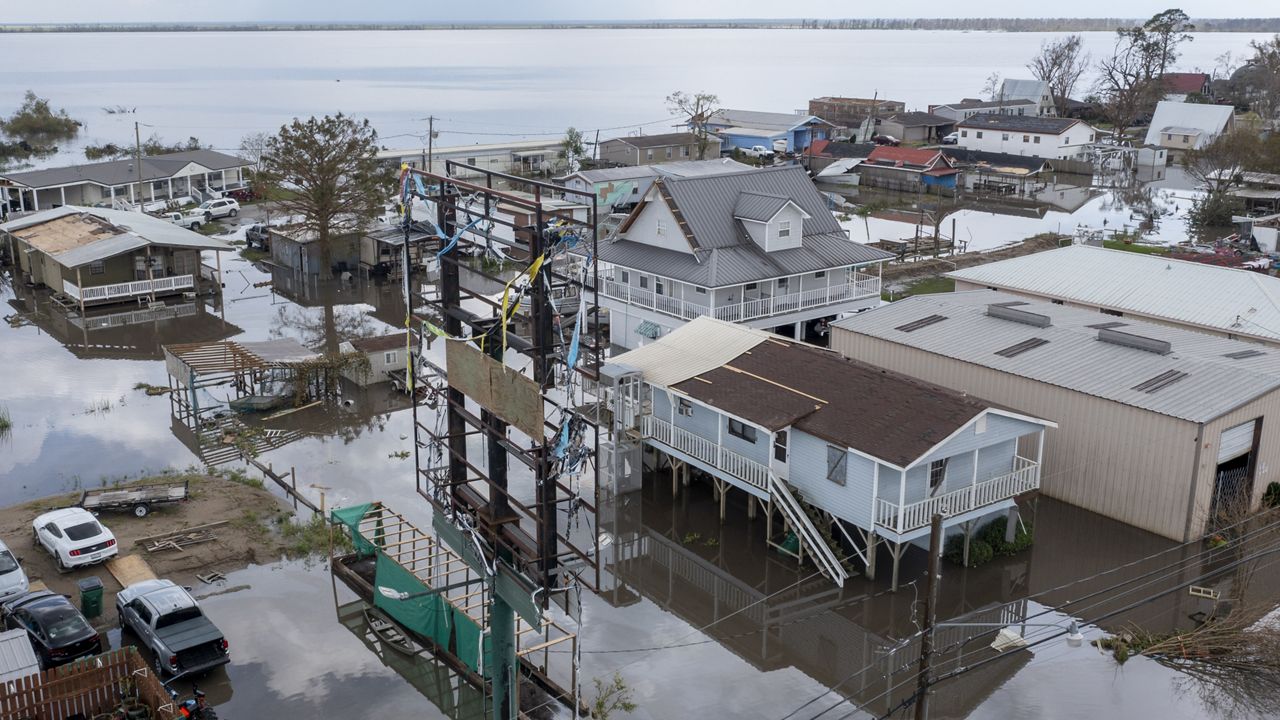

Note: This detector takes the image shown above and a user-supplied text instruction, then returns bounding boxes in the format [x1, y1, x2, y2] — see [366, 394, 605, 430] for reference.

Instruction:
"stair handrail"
[768, 472, 848, 586]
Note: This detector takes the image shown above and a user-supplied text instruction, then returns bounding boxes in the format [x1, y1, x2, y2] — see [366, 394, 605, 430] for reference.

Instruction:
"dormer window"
[777, 221, 792, 239]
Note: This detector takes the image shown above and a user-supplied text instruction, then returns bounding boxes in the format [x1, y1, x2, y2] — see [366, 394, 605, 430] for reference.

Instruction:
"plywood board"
[106, 554, 158, 588]
[446, 339, 544, 441]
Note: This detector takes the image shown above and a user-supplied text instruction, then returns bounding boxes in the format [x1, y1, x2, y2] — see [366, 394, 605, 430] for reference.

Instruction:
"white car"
[0, 541, 29, 602]
[941, 132, 959, 145]
[32, 508, 118, 572]
[196, 197, 240, 221]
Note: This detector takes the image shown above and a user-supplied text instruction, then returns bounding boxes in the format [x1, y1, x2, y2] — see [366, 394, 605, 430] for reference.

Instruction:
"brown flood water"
[0, 243, 1271, 719]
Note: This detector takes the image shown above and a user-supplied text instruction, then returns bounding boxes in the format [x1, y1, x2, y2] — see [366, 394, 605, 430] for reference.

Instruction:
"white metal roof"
[0, 629, 39, 683]
[606, 316, 771, 386]
[1143, 101, 1234, 148]
[1, 206, 233, 268]
[376, 138, 561, 161]
[944, 245, 1280, 344]
[833, 291, 1280, 423]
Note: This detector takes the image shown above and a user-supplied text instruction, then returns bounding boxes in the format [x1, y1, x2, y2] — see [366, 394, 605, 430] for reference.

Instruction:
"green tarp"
[373, 552, 450, 646]
[453, 607, 483, 673]
[330, 503, 378, 555]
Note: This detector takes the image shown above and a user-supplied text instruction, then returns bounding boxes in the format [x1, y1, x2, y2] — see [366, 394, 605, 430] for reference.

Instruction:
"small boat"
[228, 395, 290, 413]
[363, 607, 419, 655]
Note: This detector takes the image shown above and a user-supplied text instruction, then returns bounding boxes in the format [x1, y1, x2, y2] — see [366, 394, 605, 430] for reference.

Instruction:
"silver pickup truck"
[117, 579, 229, 677]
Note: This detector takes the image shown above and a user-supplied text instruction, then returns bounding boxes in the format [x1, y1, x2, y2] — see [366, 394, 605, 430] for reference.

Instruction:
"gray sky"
[6, 0, 1270, 23]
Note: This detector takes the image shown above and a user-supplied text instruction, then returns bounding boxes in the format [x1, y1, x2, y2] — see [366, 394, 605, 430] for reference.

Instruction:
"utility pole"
[134, 121, 144, 212]
[428, 116, 436, 174]
[915, 514, 944, 720]
[593, 129, 600, 162]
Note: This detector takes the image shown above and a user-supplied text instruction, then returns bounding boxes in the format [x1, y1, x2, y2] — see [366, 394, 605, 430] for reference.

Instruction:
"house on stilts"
[599, 316, 1054, 588]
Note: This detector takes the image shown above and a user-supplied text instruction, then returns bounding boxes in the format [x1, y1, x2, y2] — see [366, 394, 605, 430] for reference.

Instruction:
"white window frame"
[384, 351, 398, 365]
[655, 219, 666, 236]
[89, 260, 106, 275]
[677, 398, 693, 417]
[727, 419, 757, 443]
[777, 220, 792, 239]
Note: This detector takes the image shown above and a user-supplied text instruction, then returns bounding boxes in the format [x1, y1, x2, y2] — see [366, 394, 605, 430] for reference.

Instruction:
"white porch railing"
[640, 415, 770, 492]
[714, 274, 882, 323]
[875, 456, 1040, 535]
[599, 273, 881, 324]
[69, 302, 198, 331]
[63, 274, 195, 303]
[600, 280, 710, 320]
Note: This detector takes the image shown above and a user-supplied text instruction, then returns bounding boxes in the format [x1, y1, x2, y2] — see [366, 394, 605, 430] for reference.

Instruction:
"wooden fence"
[0, 647, 175, 720]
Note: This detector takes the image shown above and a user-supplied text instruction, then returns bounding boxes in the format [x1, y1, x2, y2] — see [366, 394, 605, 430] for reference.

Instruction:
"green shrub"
[943, 517, 1034, 566]
[1264, 482, 1280, 509]
[968, 539, 994, 566]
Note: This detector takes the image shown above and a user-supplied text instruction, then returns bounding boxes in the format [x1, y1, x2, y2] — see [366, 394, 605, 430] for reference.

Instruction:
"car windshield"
[63, 521, 102, 542]
[0, 552, 17, 574]
[156, 607, 203, 628]
[43, 607, 91, 642]
[198, 201, 213, 209]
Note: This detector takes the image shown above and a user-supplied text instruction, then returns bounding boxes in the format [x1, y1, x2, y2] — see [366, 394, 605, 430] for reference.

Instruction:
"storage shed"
[832, 291, 1280, 541]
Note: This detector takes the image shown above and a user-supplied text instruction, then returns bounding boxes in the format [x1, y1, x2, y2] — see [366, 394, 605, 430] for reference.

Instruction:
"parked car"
[117, 579, 230, 677]
[872, 134, 901, 146]
[32, 508, 118, 572]
[164, 211, 206, 231]
[196, 198, 240, 221]
[2, 591, 102, 669]
[0, 540, 29, 603]
[741, 145, 774, 159]
[225, 187, 259, 203]
[244, 223, 271, 250]
[941, 132, 959, 145]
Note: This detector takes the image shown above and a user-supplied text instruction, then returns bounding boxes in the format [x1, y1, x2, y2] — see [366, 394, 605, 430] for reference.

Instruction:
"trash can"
[77, 576, 103, 619]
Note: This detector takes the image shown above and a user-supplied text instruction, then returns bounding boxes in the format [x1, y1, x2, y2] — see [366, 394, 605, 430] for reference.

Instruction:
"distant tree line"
[2, 18, 1280, 33]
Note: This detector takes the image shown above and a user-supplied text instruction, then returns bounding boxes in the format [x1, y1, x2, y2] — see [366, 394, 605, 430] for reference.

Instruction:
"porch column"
[145, 245, 156, 303]
[31, 191, 39, 211]
[109, 186, 115, 206]
[18, 189, 25, 212]
[897, 469, 907, 534]
[168, 179, 173, 199]
[1036, 428, 1046, 465]
[215, 250, 223, 293]
[75, 266, 85, 316]
[220, 169, 227, 189]
[793, 321, 802, 340]
[129, 184, 135, 203]
[59, 187, 66, 207]
[970, 448, 980, 511]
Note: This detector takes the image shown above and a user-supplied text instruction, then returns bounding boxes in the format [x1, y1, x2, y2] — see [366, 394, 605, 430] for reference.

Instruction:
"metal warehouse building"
[832, 291, 1280, 541]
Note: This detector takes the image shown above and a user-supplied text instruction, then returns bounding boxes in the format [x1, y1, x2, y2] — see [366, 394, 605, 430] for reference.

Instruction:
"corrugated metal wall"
[832, 328, 1204, 541]
[1197, 391, 1280, 534]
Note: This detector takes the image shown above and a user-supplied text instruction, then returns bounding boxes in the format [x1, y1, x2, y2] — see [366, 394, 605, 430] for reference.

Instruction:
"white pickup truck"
[740, 145, 774, 159]
[164, 211, 206, 231]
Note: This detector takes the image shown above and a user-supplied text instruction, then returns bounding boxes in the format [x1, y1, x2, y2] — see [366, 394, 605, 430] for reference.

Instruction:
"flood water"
[1, 239, 1268, 718]
[2, 25, 1276, 719]
[0, 29, 1270, 168]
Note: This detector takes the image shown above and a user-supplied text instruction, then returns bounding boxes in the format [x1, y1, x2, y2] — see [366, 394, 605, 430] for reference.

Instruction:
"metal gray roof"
[945, 245, 1280, 344]
[1, 149, 251, 189]
[936, 99, 1038, 111]
[563, 166, 660, 184]
[0, 629, 38, 683]
[601, 165, 892, 286]
[1143, 101, 1235, 147]
[733, 191, 792, 222]
[833, 291, 1280, 423]
[956, 114, 1082, 134]
[999, 79, 1050, 101]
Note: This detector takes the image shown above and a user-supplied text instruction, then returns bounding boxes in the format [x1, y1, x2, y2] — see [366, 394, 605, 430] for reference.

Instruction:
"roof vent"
[895, 314, 947, 333]
[994, 338, 1049, 358]
[1224, 349, 1266, 360]
[1132, 369, 1189, 393]
[986, 303, 1051, 328]
[1087, 321, 1128, 330]
[1098, 328, 1172, 355]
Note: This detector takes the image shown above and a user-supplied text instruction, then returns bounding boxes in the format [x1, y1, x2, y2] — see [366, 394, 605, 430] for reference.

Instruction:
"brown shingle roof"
[671, 337, 987, 467]
[350, 333, 417, 354]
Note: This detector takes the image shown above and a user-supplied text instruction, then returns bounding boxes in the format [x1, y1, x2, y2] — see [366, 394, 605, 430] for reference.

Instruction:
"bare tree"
[666, 91, 719, 160]
[1243, 36, 1280, 124]
[1094, 30, 1163, 138]
[1028, 34, 1090, 115]
[1183, 130, 1260, 195]
[981, 72, 1003, 102]
[238, 132, 270, 170]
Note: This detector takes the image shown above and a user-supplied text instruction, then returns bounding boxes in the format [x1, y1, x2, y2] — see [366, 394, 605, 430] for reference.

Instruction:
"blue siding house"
[702, 109, 838, 154]
[601, 317, 1053, 588]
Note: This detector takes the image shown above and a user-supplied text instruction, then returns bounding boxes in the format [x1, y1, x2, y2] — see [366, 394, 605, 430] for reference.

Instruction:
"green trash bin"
[77, 576, 104, 619]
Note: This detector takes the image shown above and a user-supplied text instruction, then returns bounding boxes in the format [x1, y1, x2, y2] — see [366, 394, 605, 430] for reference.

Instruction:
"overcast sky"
[5, 0, 1270, 23]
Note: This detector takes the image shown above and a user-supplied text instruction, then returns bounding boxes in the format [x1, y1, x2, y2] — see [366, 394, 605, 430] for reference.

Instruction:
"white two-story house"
[955, 114, 1097, 160]
[592, 165, 893, 349]
[601, 317, 1054, 588]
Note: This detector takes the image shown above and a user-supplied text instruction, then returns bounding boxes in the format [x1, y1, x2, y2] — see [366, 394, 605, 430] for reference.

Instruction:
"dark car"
[244, 223, 271, 250]
[2, 591, 102, 669]
[225, 187, 259, 203]
[872, 134, 901, 146]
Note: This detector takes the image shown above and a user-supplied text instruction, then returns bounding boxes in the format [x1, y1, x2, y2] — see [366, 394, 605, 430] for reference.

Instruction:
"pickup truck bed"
[157, 618, 228, 675]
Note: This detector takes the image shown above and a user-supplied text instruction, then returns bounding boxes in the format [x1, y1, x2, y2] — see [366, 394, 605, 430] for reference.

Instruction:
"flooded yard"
[0, 231, 1271, 719]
